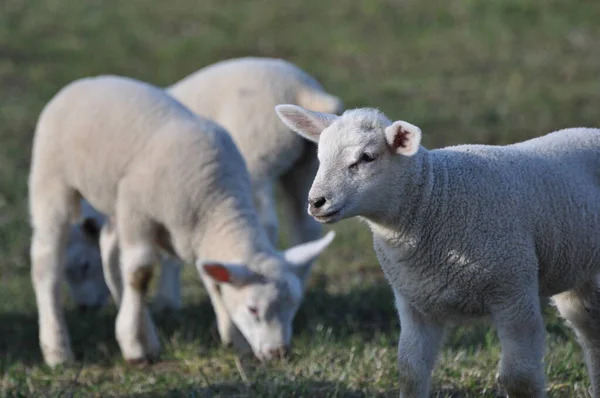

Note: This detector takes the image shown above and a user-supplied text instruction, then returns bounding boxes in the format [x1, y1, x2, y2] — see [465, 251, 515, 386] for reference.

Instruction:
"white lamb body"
[64, 57, 343, 312]
[28, 76, 335, 367]
[276, 104, 600, 398]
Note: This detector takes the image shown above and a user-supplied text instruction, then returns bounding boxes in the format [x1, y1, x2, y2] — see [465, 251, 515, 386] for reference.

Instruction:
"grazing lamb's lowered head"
[199, 230, 336, 359]
[275, 105, 421, 224]
[65, 201, 109, 310]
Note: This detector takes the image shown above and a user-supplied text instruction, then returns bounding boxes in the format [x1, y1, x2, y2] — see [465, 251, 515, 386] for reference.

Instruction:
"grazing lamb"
[276, 104, 600, 398]
[63, 57, 343, 314]
[28, 75, 335, 367]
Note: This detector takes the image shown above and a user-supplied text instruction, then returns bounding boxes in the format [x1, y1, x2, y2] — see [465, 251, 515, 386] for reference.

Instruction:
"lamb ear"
[275, 104, 338, 143]
[201, 262, 255, 286]
[384, 120, 422, 156]
[284, 231, 336, 281]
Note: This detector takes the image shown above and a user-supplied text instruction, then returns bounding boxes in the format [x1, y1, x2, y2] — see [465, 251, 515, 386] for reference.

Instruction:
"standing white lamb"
[28, 75, 335, 367]
[276, 104, 600, 398]
[62, 57, 343, 313]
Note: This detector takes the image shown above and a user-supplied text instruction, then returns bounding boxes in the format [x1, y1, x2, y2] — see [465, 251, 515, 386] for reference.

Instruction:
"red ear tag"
[204, 264, 231, 283]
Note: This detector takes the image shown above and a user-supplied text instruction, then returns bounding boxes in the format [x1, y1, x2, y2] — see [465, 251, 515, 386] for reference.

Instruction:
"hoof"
[42, 348, 75, 368]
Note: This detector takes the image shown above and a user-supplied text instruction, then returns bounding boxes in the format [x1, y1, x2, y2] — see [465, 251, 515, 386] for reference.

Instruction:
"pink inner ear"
[392, 127, 410, 149]
[203, 264, 231, 283]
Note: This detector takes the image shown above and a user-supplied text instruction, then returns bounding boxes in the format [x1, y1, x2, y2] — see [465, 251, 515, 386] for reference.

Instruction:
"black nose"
[309, 197, 327, 209]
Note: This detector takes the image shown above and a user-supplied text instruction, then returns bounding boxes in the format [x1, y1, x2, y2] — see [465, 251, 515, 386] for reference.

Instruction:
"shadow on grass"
[123, 381, 394, 398]
[294, 273, 399, 339]
[0, 278, 397, 368]
[0, 274, 572, 370]
[0, 297, 219, 368]
[122, 383, 501, 398]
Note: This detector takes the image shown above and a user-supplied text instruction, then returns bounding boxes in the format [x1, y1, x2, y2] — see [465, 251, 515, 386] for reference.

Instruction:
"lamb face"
[64, 218, 110, 310]
[275, 105, 422, 223]
[201, 230, 335, 361]
[202, 263, 299, 360]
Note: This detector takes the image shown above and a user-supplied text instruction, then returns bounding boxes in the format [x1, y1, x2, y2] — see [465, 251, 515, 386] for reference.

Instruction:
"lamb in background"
[276, 103, 600, 398]
[28, 75, 335, 367]
[167, 56, 343, 246]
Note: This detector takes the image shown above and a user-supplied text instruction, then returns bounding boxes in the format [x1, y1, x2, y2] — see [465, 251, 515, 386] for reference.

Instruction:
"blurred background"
[0, 0, 598, 396]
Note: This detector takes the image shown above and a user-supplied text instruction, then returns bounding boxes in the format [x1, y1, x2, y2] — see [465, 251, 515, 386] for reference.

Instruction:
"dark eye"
[360, 153, 375, 163]
[349, 153, 376, 170]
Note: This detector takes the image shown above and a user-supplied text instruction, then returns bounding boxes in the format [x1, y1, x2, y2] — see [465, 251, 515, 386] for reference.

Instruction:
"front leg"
[116, 242, 161, 363]
[113, 195, 161, 363]
[395, 291, 445, 398]
[492, 290, 547, 398]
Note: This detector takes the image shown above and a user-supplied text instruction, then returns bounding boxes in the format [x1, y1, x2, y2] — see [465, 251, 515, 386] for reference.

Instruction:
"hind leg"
[279, 143, 321, 245]
[114, 189, 160, 363]
[29, 180, 77, 366]
[100, 217, 122, 306]
[553, 276, 600, 396]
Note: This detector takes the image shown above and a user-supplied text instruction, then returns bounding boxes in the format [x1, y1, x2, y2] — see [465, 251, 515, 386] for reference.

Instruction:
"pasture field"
[1, 0, 599, 396]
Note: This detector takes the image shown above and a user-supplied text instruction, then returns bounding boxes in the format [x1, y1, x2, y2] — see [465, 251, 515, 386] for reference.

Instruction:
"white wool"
[277, 103, 600, 398]
[28, 75, 335, 367]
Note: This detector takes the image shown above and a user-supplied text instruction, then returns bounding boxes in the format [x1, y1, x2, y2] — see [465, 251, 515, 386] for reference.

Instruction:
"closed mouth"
[312, 207, 343, 223]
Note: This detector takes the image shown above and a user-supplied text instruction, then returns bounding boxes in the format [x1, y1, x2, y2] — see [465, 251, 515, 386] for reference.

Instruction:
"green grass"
[1, 0, 600, 396]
